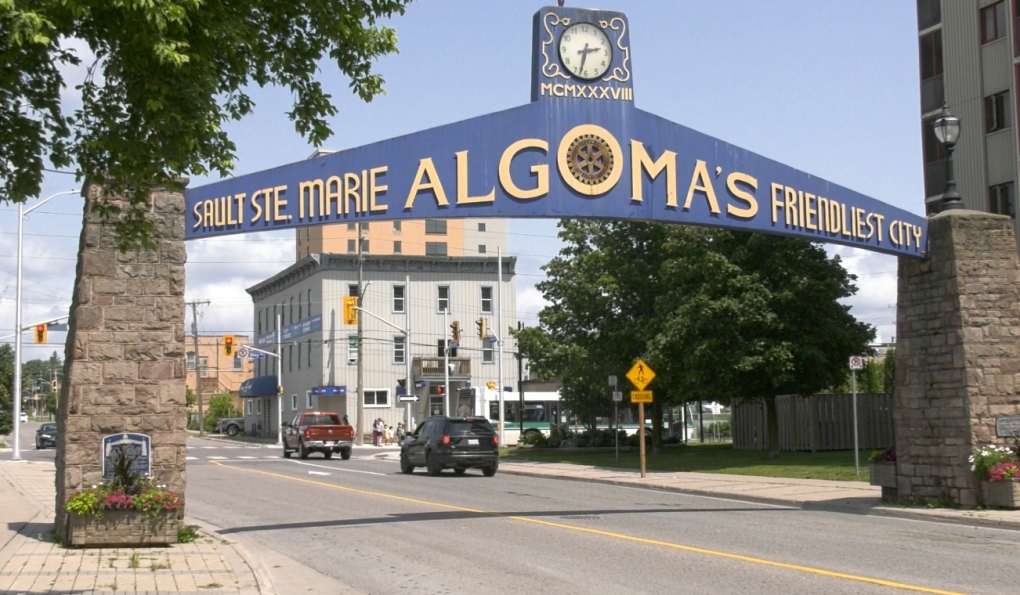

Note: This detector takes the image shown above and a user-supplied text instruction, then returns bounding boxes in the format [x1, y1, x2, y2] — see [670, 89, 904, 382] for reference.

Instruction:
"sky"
[0, 1, 922, 363]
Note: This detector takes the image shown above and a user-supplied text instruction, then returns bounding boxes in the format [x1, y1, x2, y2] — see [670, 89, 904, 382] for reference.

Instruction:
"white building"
[239, 253, 517, 441]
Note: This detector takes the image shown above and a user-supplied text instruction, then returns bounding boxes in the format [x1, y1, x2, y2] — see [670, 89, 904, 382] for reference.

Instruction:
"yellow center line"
[211, 461, 967, 595]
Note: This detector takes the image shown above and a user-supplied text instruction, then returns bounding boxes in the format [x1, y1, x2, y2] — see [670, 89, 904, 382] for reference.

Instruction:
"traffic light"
[222, 335, 235, 357]
[476, 317, 487, 339]
[343, 295, 358, 325]
[33, 324, 47, 344]
[451, 321, 461, 343]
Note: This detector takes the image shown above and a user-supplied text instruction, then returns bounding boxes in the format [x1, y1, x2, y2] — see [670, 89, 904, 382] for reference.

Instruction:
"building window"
[307, 289, 313, 317]
[981, 1, 1007, 44]
[347, 223, 356, 230]
[288, 345, 293, 372]
[478, 222, 486, 232]
[233, 354, 243, 371]
[917, 0, 940, 30]
[393, 221, 401, 231]
[348, 284, 358, 297]
[289, 297, 294, 324]
[347, 238, 355, 252]
[364, 389, 389, 407]
[306, 390, 313, 409]
[426, 242, 448, 256]
[425, 219, 447, 234]
[481, 286, 493, 313]
[198, 356, 210, 376]
[257, 399, 262, 414]
[482, 342, 494, 364]
[394, 336, 406, 364]
[437, 339, 457, 357]
[347, 335, 358, 365]
[393, 284, 405, 313]
[986, 91, 1009, 132]
[990, 183, 1016, 217]
[186, 352, 196, 370]
[362, 222, 369, 230]
[437, 286, 450, 312]
[361, 240, 370, 253]
[307, 339, 312, 367]
[297, 342, 301, 370]
[291, 394, 298, 410]
[394, 240, 402, 254]
[478, 244, 487, 254]
[919, 31, 943, 114]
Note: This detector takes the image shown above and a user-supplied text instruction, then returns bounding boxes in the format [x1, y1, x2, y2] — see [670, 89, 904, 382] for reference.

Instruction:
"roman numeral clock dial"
[558, 22, 612, 80]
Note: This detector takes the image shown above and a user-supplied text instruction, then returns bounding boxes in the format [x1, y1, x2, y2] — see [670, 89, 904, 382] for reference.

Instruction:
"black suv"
[35, 422, 57, 449]
[400, 416, 499, 477]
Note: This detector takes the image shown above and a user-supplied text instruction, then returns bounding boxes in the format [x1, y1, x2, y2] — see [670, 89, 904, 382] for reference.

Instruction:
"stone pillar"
[55, 183, 188, 541]
[895, 210, 1020, 506]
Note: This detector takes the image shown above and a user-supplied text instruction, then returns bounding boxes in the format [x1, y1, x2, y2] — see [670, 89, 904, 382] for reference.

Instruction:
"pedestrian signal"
[343, 296, 358, 324]
[34, 324, 47, 344]
[223, 335, 235, 357]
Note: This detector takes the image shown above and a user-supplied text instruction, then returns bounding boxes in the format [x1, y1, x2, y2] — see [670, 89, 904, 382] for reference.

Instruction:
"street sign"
[236, 346, 250, 359]
[612, 391, 623, 402]
[849, 355, 864, 370]
[626, 359, 655, 390]
[250, 352, 265, 359]
[630, 390, 652, 404]
[398, 395, 420, 402]
[608, 375, 617, 387]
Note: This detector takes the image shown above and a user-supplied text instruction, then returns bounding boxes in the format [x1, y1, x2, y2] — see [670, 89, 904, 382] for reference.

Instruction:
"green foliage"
[204, 393, 238, 431]
[970, 445, 1017, 481]
[1, 0, 412, 250]
[0, 345, 13, 435]
[177, 525, 199, 544]
[518, 432, 550, 448]
[186, 388, 196, 409]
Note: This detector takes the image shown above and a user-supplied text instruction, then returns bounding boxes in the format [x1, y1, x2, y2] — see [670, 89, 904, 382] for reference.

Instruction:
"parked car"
[400, 416, 499, 477]
[19, 412, 28, 423]
[215, 417, 244, 436]
[35, 422, 57, 449]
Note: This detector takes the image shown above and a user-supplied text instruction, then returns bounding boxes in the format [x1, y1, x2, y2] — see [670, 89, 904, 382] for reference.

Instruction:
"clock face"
[558, 23, 613, 81]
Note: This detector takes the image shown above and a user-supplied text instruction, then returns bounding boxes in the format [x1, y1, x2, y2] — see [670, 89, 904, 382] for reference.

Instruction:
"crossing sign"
[630, 390, 652, 404]
[626, 359, 655, 390]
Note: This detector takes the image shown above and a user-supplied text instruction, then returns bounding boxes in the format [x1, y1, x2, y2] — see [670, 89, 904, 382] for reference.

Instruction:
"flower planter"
[981, 478, 1020, 509]
[869, 462, 897, 501]
[67, 510, 180, 547]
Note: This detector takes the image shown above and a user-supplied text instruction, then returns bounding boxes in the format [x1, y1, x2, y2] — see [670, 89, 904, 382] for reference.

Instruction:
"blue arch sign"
[185, 6, 926, 259]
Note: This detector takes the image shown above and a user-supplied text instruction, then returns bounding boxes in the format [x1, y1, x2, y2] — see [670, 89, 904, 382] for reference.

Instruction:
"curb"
[184, 516, 273, 595]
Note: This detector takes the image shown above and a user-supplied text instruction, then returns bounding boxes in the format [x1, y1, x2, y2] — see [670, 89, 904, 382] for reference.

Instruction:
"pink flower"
[988, 461, 1019, 482]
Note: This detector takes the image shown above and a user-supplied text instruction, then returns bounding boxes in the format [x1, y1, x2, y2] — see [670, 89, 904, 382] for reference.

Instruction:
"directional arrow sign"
[398, 395, 420, 402]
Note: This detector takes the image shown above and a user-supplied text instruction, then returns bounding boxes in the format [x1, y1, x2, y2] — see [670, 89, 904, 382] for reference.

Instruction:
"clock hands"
[576, 43, 601, 75]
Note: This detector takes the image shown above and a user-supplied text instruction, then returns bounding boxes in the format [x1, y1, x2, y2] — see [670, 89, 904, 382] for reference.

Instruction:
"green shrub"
[519, 432, 549, 448]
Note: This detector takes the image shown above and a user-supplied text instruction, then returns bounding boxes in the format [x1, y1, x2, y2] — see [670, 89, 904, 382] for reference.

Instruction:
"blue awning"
[239, 375, 278, 398]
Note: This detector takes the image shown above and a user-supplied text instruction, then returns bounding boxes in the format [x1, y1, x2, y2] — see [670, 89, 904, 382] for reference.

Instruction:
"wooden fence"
[732, 393, 894, 451]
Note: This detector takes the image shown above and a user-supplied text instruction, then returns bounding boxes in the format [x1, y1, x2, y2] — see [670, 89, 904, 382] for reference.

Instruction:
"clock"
[558, 22, 613, 81]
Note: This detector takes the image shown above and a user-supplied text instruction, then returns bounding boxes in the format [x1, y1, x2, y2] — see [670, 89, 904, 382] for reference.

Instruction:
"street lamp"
[11, 189, 78, 462]
[932, 103, 963, 212]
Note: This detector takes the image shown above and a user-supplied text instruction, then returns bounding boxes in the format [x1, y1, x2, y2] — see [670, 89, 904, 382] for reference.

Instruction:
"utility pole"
[356, 223, 365, 446]
[517, 320, 524, 434]
[497, 247, 504, 445]
[187, 300, 210, 436]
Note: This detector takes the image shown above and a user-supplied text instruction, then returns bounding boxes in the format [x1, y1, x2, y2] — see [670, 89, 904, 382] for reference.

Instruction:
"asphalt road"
[183, 436, 1020, 595]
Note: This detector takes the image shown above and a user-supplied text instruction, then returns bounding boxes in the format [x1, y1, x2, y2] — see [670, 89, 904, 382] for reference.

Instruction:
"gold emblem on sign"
[567, 133, 615, 186]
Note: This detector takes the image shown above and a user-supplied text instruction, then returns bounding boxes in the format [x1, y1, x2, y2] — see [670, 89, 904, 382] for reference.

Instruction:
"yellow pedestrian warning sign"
[626, 359, 655, 390]
[630, 390, 652, 404]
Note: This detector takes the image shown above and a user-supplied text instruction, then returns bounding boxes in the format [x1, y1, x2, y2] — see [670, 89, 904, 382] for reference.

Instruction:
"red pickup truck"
[282, 411, 355, 460]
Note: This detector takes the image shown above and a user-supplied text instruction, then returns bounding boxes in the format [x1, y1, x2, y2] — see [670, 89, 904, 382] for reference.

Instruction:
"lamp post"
[932, 103, 963, 212]
[11, 189, 78, 462]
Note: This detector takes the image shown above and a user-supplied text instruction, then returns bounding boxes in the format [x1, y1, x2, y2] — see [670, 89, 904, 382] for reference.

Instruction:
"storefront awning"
[239, 375, 278, 398]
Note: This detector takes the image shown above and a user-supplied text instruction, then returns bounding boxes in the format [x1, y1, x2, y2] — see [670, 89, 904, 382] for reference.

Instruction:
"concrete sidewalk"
[3, 446, 1019, 595]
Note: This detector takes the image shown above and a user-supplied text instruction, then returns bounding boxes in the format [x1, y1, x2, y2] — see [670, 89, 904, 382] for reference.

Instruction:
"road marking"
[309, 471, 331, 476]
[207, 456, 228, 460]
[236, 456, 258, 459]
[211, 461, 966, 595]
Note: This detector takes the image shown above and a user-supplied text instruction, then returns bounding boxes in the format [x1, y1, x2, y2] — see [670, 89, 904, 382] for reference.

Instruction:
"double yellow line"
[213, 461, 966, 595]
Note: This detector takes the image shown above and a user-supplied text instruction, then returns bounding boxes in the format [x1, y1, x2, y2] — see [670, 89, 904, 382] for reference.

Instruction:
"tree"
[515, 220, 673, 448]
[204, 393, 239, 432]
[0, 345, 13, 436]
[650, 231, 874, 458]
[2, 1, 412, 249]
